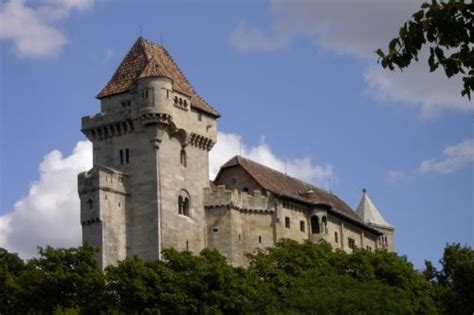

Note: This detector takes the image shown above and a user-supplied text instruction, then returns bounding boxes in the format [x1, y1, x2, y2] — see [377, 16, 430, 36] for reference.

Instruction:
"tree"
[424, 243, 474, 315]
[14, 244, 106, 314]
[246, 239, 439, 314]
[0, 248, 25, 313]
[376, 0, 474, 99]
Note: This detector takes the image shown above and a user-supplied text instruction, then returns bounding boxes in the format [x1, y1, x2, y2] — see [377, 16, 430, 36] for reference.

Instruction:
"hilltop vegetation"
[1, 240, 472, 314]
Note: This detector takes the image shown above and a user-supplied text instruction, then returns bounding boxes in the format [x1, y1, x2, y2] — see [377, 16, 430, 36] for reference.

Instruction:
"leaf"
[375, 49, 385, 59]
[389, 38, 399, 51]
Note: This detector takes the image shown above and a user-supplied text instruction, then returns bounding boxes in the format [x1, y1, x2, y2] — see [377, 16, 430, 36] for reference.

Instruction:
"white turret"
[356, 189, 394, 251]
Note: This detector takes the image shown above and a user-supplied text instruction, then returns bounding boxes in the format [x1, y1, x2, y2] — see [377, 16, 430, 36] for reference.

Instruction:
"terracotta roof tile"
[96, 37, 220, 117]
[217, 156, 382, 235]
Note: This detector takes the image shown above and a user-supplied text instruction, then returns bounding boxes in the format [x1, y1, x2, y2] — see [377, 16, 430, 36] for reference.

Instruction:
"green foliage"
[247, 240, 438, 314]
[376, 0, 474, 99]
[1, 241, 472, 314]
[0, 244, 105, 314]
[424, 243, 474, 315]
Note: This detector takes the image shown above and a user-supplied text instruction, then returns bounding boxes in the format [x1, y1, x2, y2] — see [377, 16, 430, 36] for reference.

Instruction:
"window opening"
[125, 149, 129, 163]
[335, 232, 338, 243]
[180, 149, 187, 167]
[300, 221, 305, 232]
[311, 216, 320, 234]
[285, 217, 290, 228]
[120, 149, 124, 164]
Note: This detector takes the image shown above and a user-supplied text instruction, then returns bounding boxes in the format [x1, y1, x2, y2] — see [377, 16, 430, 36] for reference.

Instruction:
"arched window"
[180, 149, 187, 167]
[178, 190, 191, 217]
[243, 187, 249, 193]
[183, 198, 190, 216]
[322, 216, 327, 234]
[174, 96, 178, 104]
[311, 216, 320, 234]
[178, 196, 183, 215]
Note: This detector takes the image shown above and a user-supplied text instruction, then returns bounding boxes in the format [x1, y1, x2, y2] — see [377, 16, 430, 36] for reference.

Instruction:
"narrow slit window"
[120, 149, 124, 164]
[180, 149, 187, 167]
[285, 217, 290, 228]
[258, 236, 262, 244]
[335, 232, 338, 243]
[300, 220, 305, 232]
[125, 149, 129, 163]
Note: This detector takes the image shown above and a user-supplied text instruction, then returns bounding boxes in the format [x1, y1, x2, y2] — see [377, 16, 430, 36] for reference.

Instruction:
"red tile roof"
[96, 37, 220, 117]
[217, 156, 382, 235]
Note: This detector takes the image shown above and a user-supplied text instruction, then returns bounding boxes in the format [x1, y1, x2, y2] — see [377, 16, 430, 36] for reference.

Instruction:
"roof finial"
[362, 188, 367, 194]
[139, 24, 142, 37]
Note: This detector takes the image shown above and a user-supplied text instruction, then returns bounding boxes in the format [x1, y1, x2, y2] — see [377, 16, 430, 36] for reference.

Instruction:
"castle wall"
[158, 131, 210, 254]
[204, 185, 383, 266]
[279, 203, 308, 243]
[78, 166, 128, 268]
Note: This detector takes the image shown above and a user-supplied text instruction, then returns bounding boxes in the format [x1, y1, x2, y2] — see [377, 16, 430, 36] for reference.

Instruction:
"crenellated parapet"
[204, 185, 275, 213]
[78, 164, 129, 196]
[81, 111, 136, 141]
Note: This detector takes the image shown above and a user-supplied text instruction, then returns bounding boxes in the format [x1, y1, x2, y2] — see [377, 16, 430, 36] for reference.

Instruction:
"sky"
[0, 0, 472, 270]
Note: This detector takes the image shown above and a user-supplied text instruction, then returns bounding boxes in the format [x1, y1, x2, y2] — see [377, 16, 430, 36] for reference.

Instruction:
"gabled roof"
[216, 156, 382, 235]
[96, 37, 220, 117]
[356, 190, 393, 229]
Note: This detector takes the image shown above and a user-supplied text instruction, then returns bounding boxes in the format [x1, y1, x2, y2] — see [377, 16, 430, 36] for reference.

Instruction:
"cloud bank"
[230, 0, 471, 117]
[0, 141, 92, 259]
[0, 0, 94, 58]
[0, 132, 332, 258]
[418, 139, 474, 175]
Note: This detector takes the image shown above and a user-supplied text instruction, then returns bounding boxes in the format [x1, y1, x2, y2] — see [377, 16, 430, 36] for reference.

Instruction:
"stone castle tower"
[79, 37, 394, 269]
[78, 37, 220, 268]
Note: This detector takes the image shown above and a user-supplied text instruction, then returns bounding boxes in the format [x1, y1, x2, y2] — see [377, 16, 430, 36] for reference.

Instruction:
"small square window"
[285, 217, 290, 228]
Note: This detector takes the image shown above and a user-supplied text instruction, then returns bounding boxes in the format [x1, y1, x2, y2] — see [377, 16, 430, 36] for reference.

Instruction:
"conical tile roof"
[356, 189, 393, 228]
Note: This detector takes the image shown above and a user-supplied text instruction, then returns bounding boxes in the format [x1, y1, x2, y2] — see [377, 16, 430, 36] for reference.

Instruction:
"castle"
[78, 37, 394, 269]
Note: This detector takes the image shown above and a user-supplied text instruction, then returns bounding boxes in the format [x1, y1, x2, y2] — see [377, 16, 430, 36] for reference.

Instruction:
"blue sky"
[0, 0, 472, 269]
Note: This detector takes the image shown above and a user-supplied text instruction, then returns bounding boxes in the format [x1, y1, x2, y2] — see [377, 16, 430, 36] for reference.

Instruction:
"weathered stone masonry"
[78, 37, 394, 269]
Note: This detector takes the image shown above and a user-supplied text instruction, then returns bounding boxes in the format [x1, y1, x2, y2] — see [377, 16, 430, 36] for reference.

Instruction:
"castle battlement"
[204, 185, 275, 213]
[78, 165, 129, 196]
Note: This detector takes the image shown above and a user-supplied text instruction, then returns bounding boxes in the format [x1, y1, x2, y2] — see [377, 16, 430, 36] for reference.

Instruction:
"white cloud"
[0, 141, 92, 258]
[418, 139, 474, 174]
[0, 0, 94, 58]
[385, 170, 410, 185]
[1, 133, 332, 258]
[209, 132, 333, 186]
[230, 0, 472, 116]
